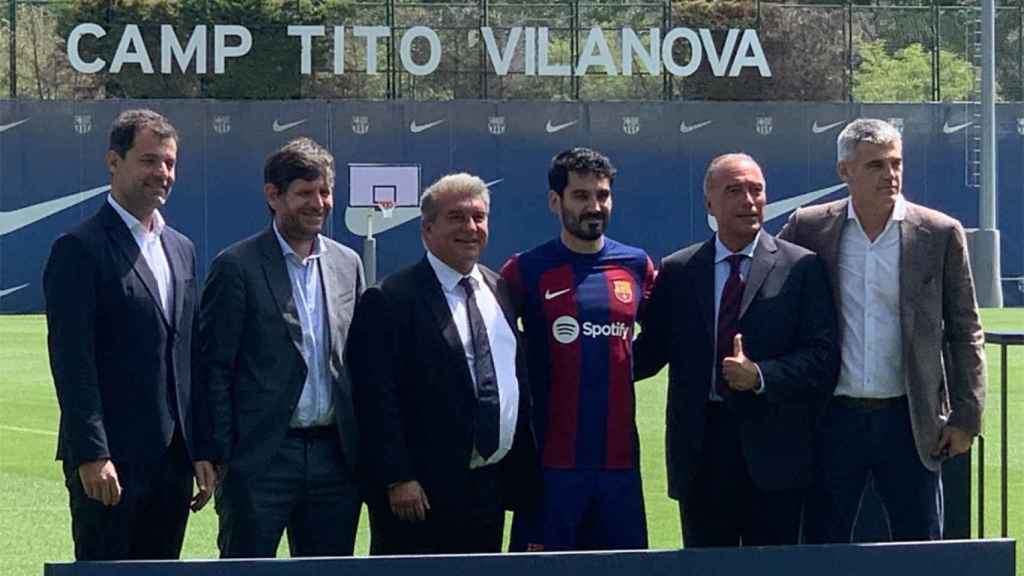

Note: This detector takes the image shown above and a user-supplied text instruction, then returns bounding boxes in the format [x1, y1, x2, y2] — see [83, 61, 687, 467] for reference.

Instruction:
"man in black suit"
[347, 173, 536, 555]
[200, 138, 365, 558]
[44, 109, 216, 560]
[634, 153, 839, 547]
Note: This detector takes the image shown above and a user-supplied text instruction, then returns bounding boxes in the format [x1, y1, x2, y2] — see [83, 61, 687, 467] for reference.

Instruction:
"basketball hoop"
[375, 200, 396, 219]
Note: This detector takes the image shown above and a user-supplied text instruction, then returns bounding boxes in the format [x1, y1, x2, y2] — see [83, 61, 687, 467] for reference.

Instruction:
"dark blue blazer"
[199, 227, 365, 479]
[634, 233, 839, 499]
[347, 257, 539, 513]
[44, 201, 209, 469]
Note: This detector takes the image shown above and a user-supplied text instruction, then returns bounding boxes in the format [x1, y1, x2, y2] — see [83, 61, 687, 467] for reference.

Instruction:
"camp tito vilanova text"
[65, 23, 772, 78]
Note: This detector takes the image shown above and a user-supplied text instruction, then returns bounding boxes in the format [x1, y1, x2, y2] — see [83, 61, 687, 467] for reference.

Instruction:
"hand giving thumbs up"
[721, 334, 760, 392]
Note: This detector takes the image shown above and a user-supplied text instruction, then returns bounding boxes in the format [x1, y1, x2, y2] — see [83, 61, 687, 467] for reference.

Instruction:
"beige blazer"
[779, 198, 986, 471]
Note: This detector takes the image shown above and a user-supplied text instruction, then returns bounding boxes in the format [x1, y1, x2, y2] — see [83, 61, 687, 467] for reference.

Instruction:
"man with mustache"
[500, 148, 655, 551]
[781, 119, 986, 542]
[44, 109, 216, 559]
[634, 153, 838, 547]
[199, 138, 365, 557]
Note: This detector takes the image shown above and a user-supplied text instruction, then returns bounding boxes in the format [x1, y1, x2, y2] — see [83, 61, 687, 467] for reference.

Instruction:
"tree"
[54, 0, 365, 99]
[853, 39, 974, 101]
[1, 2, 85, 99]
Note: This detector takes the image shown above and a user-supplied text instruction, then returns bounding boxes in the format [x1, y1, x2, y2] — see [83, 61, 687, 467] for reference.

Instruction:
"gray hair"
[703, 153, 759, 197]
[420, 173, 491, 223]
[837, 119, 902, 162]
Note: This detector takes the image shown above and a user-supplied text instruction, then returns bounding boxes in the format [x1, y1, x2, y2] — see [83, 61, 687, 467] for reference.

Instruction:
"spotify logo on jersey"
[552, 315, 581, 344]
[552, 315, 632, 344]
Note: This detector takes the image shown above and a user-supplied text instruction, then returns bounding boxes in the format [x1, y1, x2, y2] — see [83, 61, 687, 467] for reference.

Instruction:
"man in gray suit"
[200, 138, 365, 557]
[780, 118, 986, 542]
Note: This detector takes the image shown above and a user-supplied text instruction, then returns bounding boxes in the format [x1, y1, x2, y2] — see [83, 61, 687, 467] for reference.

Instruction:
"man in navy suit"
[347, 173, 538, 554]
[634, 153, 839, 547]
[44, 109, 215, 560]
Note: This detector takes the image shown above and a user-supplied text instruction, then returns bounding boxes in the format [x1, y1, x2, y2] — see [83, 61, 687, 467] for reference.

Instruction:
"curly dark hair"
[548, 147, 617, 197]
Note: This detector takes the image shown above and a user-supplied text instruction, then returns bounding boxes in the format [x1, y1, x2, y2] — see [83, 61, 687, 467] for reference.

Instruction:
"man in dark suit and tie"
[347, 173, 537, 555]
[44, 109, 216, 560]
[199, 138, 365, 557]
[634, 153, 839, 547]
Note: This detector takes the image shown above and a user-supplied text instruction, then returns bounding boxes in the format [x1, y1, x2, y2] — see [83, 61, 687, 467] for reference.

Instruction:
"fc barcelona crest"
[352, 115, 369, 135]
[613, 280, 633, 304]
[73, 114, 92, 135]
[755, 116, 773, 136]
[622, 116, 640, 136]
[212, 115, 231, 135]
[488, 116, 506, 135]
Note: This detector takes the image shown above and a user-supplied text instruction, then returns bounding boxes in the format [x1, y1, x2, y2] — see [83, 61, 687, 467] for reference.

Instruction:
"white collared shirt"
[107, 195, 172, 318]
[273, 223, 334, 428]
[710, 231, 763, 400]
[426, 251, 519, 468]
[835, 195, 906, 399]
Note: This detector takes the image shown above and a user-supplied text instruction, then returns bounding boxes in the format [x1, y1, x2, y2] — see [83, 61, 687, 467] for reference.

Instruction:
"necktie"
[459, 277, 500, 459]
[716, 254, 746, 397]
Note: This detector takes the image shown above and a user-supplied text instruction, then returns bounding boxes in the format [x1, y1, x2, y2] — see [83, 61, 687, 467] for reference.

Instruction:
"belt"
[286, 425, 337, 440]
[833, 395, 906, 411]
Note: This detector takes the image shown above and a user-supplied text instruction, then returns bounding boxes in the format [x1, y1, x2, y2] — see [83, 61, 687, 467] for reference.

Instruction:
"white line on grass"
[0, 424, 57, 437]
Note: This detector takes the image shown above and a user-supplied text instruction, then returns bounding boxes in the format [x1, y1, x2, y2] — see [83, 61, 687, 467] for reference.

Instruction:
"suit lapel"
[101, 203, 170, 329]
[319, 244, 356, 414]
[319, 244, 340, 357]
[162, 231, 185, 331]
[899, 205, 930, 345]
[818, 200, 847, 292]
[740, 233, 779, 318]
[259, 228, 305, 357]
[416, 257, 469, 373]
[692, 239, 717, 337]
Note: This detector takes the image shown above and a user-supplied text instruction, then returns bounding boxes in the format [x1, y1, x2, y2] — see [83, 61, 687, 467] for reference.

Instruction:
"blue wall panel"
[1, 100, 1021, 312]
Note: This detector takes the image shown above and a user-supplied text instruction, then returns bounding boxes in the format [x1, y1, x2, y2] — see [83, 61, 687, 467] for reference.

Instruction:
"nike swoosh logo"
[544, 288, 571, 300]
[943, 121, 973, 134]
[679, 120, 712, 134]
[345, 178, 503, 237]
[546, 120, 579, 134]
[0, 283, 29, 299]
[812, 120, 844, 134]
[0, 185, 111, 237]
[272, 119, 307, 132]
[706, 183, 848, 232]
[410, 119, 446, 134]
[0, 118, 30, 133]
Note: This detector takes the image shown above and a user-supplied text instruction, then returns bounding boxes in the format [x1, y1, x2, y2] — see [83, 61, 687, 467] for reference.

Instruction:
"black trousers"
[64, 431, 193, 560]
[804, 397, 943, 543]
[681, 403, 804, 548]
[216, 429, 362, 558]
[369, 464, 505, 555]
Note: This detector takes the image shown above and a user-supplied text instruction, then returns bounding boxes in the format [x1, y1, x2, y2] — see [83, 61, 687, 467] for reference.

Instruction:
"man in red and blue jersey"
[500, 148, 655, 551]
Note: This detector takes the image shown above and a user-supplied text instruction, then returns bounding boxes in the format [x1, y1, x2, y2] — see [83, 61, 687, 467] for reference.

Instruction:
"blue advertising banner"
[1, 100, 1021, 311]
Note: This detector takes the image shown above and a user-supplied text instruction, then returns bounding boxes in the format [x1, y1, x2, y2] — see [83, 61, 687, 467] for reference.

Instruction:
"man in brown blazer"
[780, 118, 986, 543]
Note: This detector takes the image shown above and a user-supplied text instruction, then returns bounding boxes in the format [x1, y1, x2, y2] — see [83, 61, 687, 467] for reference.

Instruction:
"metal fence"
[3, 0, 1024, 101]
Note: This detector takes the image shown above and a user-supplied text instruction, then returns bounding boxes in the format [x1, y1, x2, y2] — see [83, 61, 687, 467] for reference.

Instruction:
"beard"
[562, 208, 608, 242]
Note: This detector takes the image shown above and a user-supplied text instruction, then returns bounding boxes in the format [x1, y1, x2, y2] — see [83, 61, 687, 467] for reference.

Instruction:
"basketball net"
[375, 200, 396, 219]
[366, 201, 396, 241]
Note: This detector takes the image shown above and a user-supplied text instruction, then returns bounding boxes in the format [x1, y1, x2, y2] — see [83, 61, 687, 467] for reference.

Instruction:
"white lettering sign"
[65, 23, 772, 78]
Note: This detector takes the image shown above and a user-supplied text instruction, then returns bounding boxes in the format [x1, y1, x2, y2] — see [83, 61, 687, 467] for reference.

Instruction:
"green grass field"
[2, 310, 1022, 574]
